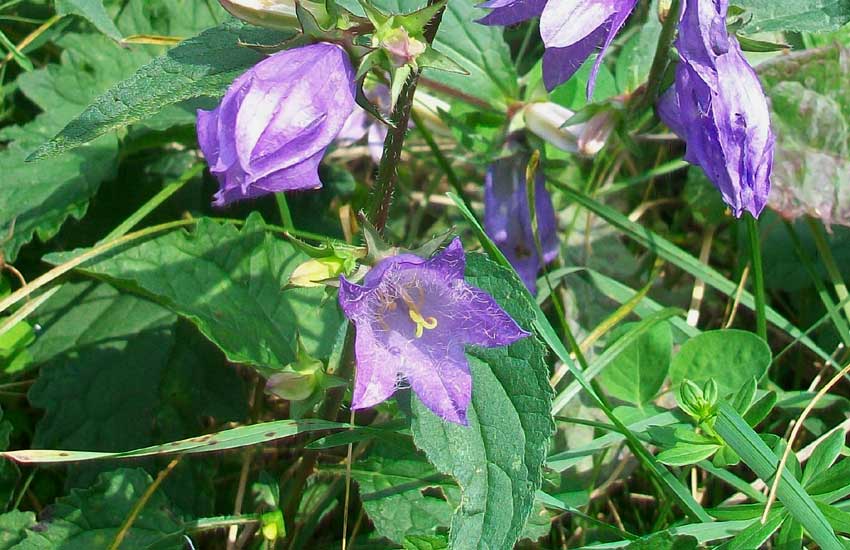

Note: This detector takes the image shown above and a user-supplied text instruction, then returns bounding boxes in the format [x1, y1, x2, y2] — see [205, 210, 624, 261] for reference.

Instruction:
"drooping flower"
[477, 0, 639, 94]
[196, 43, 356, 206]
[338, 238, 530, 425]
[484, 154, 558, 293]
[657, 0, 775, 218]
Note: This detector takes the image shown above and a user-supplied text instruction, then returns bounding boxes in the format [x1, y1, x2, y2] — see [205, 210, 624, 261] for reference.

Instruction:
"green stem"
[275, 194, 294, 231]
[807, 217, 850, 325]
[635, 0, 680, 113]
[746, 214, 767, 341]
[366, 2, 446, 232]
[102, 163, 203, 242]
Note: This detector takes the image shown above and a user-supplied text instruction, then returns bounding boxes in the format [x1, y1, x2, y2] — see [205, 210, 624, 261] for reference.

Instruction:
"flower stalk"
[746, 214, 767, 341]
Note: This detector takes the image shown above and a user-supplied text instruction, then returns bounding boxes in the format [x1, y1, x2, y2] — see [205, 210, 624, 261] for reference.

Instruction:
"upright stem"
[746, 214, 767, 341]
[635, 0, 680, 113]
[366, 2, 446, 232]
[807, 217, 850, 325]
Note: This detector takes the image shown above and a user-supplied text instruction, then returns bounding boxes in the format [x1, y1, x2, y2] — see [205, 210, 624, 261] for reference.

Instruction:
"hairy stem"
[635, 0, 680, 113]
[366, 2, 446, 232]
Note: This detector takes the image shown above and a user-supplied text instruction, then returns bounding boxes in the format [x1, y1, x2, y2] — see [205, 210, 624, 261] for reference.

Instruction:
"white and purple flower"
[196, 43, 357, 206]
[338, 239, 529, 425]
[478, 0, 639, 95]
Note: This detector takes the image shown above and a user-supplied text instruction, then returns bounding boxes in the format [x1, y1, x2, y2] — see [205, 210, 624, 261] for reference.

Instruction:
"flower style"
[196, 43, 356, 206]
[477, 0, 639, 94]
[338, 239, 530, 425]
[657, 0, 775, 218]
[484, 154, 558, 293]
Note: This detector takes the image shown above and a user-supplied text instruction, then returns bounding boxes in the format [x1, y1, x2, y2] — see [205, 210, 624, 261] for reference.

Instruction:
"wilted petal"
[476, 0, 546, 26]
[671, 0, 775, 217]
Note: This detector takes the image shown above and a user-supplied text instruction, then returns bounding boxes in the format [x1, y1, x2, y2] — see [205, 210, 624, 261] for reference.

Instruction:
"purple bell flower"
[338, 238, 530, 425]
[657, 0, 775, 218]
[484, 154, 559, 293]
[477, 0, 639, 95]
[196, 43, 356, 206]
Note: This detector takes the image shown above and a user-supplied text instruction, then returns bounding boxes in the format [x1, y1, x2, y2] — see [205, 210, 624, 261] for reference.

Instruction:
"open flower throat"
[339, 239, 530, 424]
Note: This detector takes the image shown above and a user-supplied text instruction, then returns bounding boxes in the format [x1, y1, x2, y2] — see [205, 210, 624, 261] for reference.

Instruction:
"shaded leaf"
[56, 0, 122, 41]
[10, 469, 183, 550]
[733, 0, 850, 33]
[597, 321, 672, 406]
[45, 214, 344, 369]
[0, 511, 37, 550]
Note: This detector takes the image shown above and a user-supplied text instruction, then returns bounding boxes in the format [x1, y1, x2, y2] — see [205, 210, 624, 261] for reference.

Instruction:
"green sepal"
[393, 0, 446, 35]
[389, 64, 413, 110]
[357, 0, 390, 28]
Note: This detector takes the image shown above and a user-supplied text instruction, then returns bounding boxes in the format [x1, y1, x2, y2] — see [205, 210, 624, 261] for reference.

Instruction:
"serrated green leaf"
[733, 0, 850, 33]
[27, 282, 245, 453]
[403, 535, 449, 550]
[352, 439, 459, 543]
[45, 214, 344, 369]
[10, 469, 183, 549]
[597, 321, 672, 406]
[56, 0, 123, 41]
[669, 330, 772, 398]
[410, 254, 554, 550]
[28, 20, 291, 161]
[0, 511, 37, 550]
[0, 30, 156, 261]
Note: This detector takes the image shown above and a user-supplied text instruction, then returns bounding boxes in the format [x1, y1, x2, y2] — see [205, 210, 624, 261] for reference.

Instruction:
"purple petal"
[484, 155, 558, 293]
[476, 0, 546, 26]
[656, 86, 686, 138]
[196, 106, 221, 167]
[672, 0, 774, 218]
[199, 42, 356, 206]
[539, 0, 638, 95]
[350, 324, 402, 410]
[453, 284, 531, 347]
[405, 345, 472, 425]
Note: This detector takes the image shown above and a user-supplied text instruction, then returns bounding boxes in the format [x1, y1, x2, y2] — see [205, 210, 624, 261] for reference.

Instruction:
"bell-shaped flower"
[657, 0, 775, 218]
[484, 154, 558, 293]
[478, 0, 639, 94]
[196, 43, 356, 206]
[338, 238, 530, 425]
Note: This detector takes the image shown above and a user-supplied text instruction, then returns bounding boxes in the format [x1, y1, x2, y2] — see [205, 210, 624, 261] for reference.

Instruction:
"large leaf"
[669, 330, 771, 397]
[28, 20, 289, 161]
[733, 0, 850, 33]
[0, 31, 154, 261]
[56, 0, 123, 41]
[758, 45, 850, 226]
[45, 214, 344, 369]
[0, 512, 36, 550]
[410, 254, 554, 550]
[353, 439, 460, 543]
[9, 469, 183, 550]
[28, 282, 246, 453]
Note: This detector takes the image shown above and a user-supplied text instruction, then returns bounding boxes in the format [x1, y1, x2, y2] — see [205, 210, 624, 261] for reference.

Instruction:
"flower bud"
[678, 379, 704, 418]
[196, 43, 356, 206]
[377, 26, 426, 67]
[523, 102, 584, 153]
[265, 341, 324, 401]
[218, 0, 299, 30]
[577, 110, 615, 156]
[289, 256, 347, 288]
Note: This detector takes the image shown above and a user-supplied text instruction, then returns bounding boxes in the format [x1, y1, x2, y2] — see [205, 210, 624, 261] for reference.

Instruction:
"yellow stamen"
[408, 309, 438, 338]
